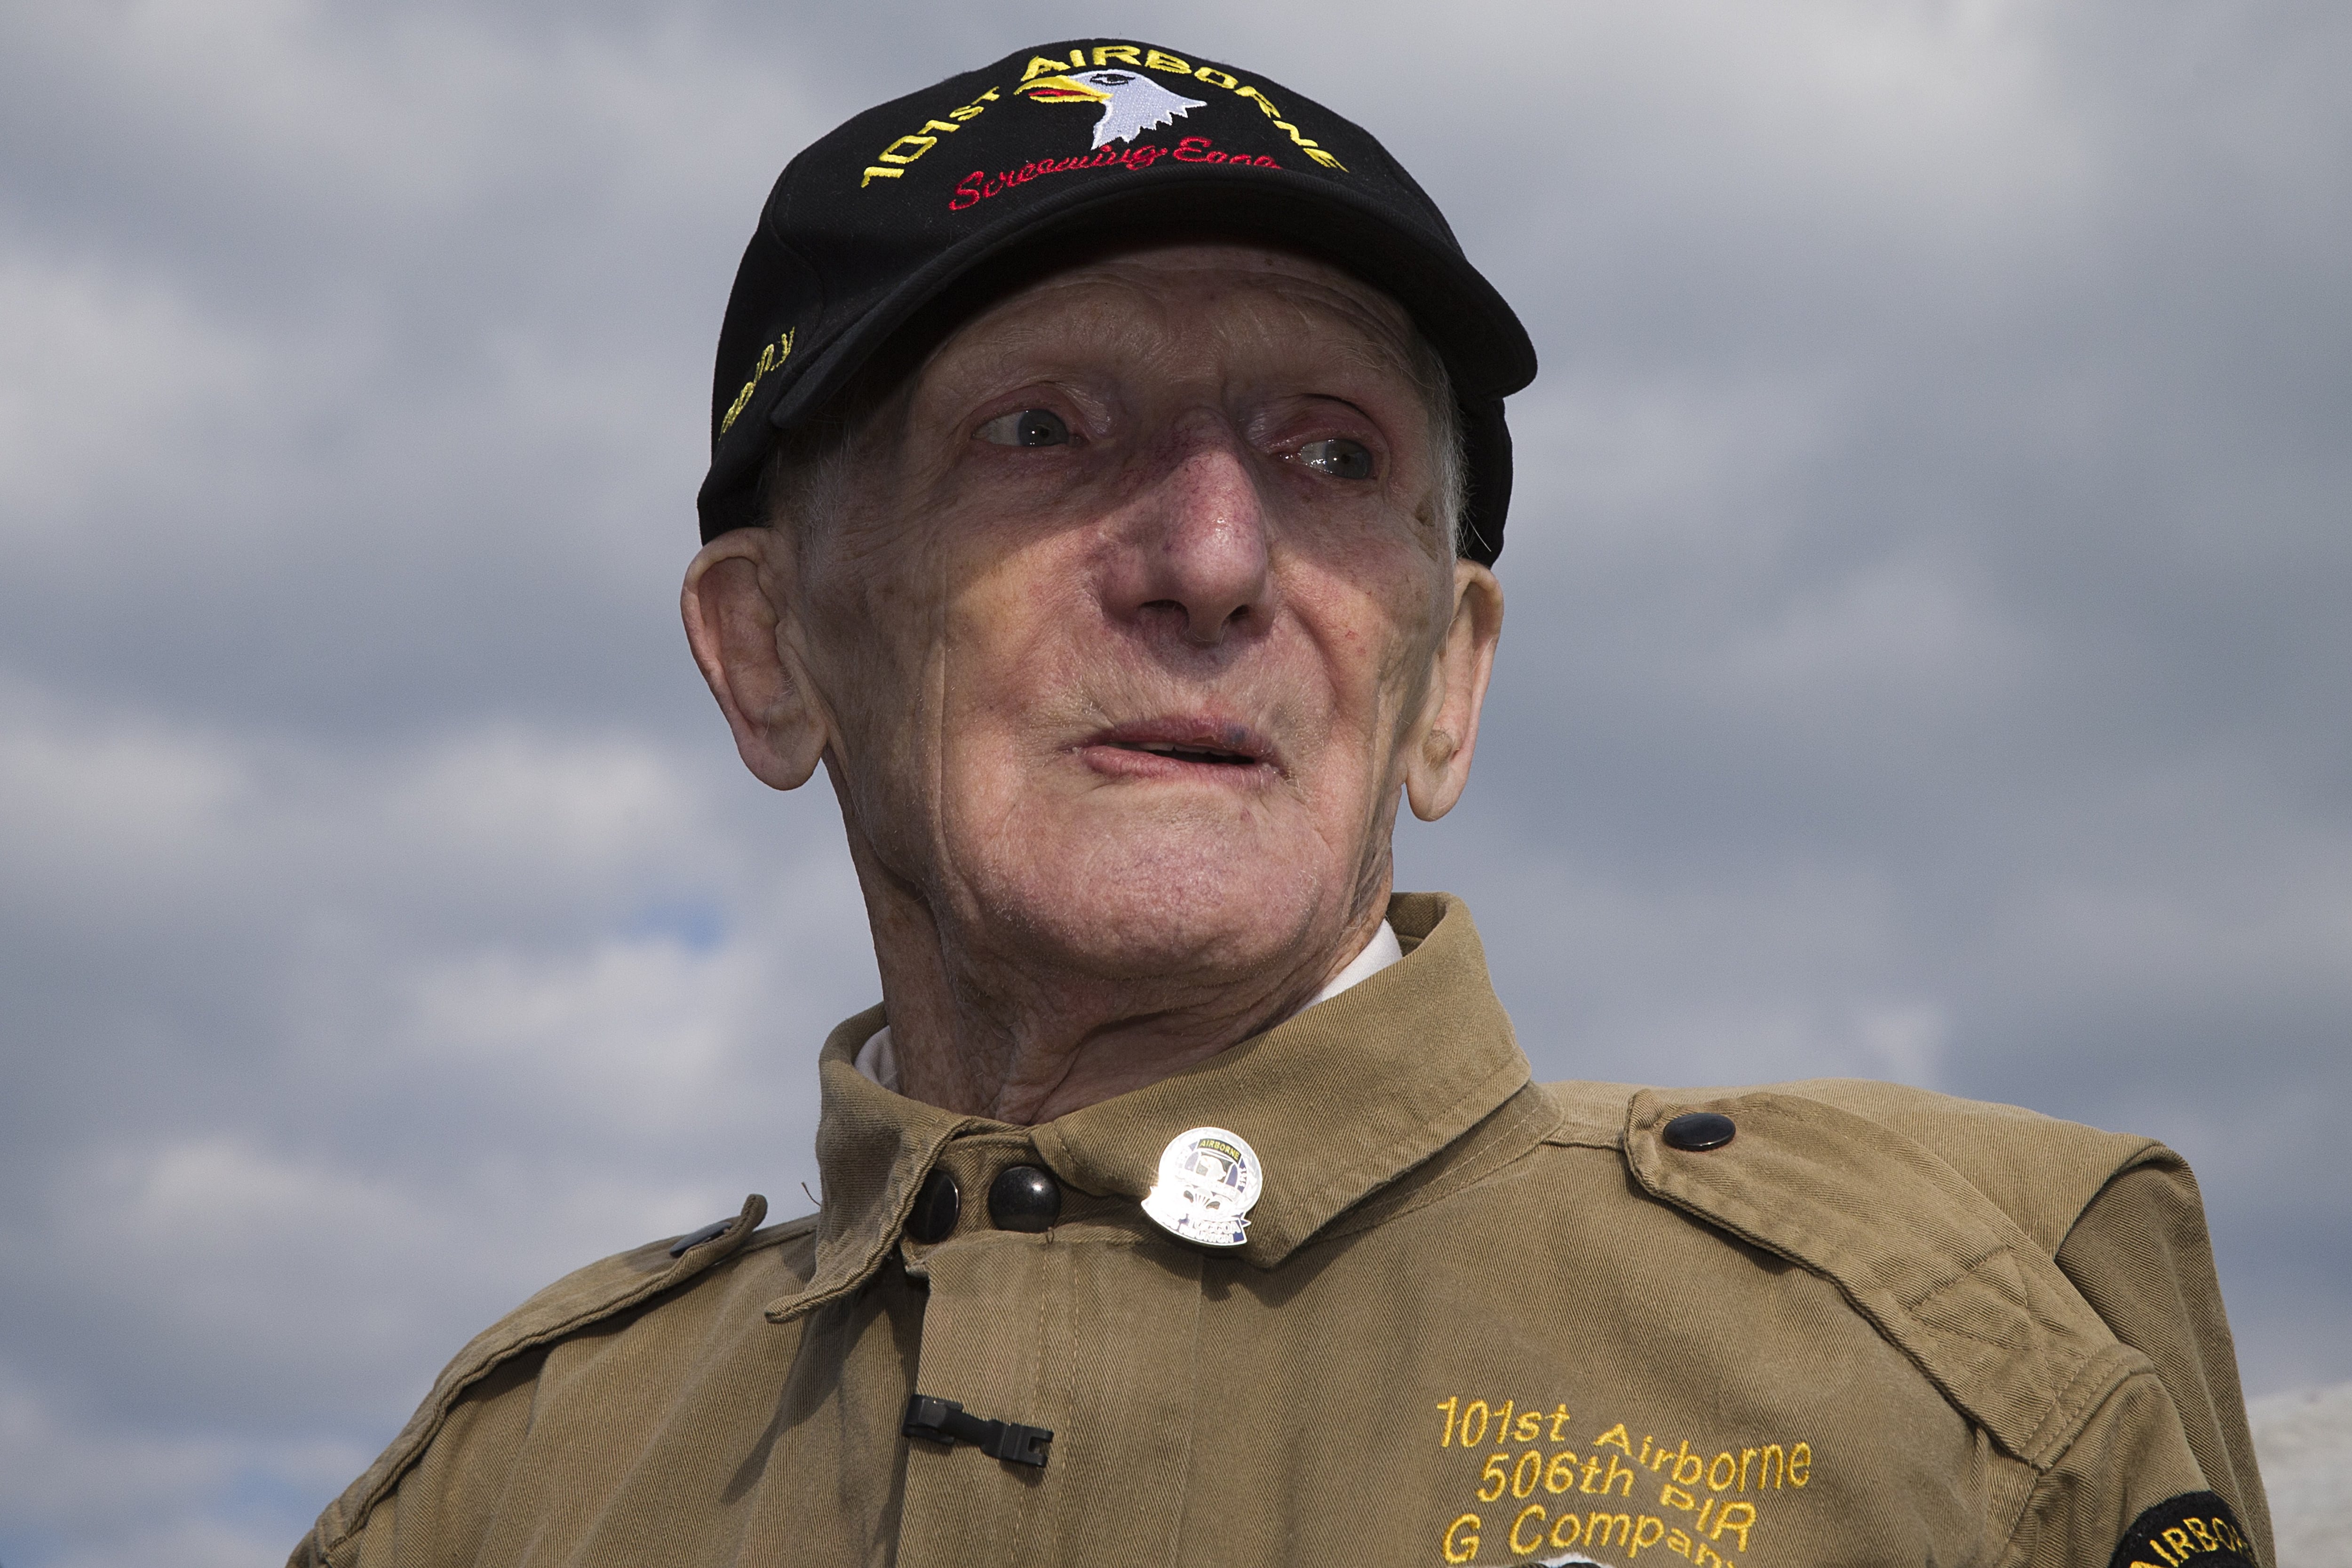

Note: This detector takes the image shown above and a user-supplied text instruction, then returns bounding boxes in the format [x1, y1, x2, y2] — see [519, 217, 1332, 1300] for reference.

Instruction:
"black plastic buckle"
[902, 1393, 1054, 1469]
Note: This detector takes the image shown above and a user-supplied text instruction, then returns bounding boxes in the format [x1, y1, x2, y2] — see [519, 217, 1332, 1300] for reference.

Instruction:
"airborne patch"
[2109, 1491, 2257, 1568]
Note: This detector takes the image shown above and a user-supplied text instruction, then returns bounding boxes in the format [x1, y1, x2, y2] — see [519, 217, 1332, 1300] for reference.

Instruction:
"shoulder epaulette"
[1607, 1083, 2157, 1475]
[291, 1194, 812, 1566]
[1753, 1076, 2168, 1255]
[1538, 1076, 2167, 1253]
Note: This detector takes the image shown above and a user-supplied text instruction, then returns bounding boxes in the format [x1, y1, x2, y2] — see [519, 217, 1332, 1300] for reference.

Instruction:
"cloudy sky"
[1, 2, 2345, 1562]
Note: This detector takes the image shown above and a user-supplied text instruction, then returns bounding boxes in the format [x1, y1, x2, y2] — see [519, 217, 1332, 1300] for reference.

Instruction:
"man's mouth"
[1113, 740, 1259, 767]
[1081, 721, 1278, 778]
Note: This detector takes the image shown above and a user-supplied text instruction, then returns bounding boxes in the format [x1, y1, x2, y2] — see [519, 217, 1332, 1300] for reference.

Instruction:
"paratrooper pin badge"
[1141, 1126, 1262, 1248]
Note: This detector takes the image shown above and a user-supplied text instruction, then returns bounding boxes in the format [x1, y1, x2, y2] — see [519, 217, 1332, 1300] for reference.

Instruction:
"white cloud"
[0, 683, 244, 904]
[380, 727, 700, 880]
[0, 1367, 367, 1559]
[0, 258, 265, 525]
[0, 683, 727, 930]
[397, 936, 762, 1131]
[109, 1136, 432, 1255]
[2250, 1378, 2352, 1561]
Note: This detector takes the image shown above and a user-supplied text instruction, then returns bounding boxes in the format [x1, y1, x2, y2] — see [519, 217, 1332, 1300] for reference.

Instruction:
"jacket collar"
[767, 893, 1528, 1322]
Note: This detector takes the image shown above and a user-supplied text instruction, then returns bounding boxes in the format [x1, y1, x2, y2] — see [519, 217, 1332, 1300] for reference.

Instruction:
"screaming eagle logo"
[855, 44, 1346, 193]
[1017, 68, 1206, 148]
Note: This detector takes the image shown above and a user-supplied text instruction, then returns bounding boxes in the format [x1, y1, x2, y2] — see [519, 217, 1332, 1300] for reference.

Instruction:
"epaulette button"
[1662, 1111, 1737, 1152]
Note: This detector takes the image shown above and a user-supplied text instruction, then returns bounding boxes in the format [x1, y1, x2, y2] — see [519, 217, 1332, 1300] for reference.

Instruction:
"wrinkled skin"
[683, 242, 1503, 1124]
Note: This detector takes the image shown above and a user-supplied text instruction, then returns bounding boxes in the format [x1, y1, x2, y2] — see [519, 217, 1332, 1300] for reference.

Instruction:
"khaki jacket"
[292, 894, 2270, 1568]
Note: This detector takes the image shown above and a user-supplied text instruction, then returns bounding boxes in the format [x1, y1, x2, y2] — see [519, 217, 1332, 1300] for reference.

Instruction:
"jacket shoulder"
[1533, 1078, 2181, 1466]
[1762, 1077, 2170, 1253]
[1534, 1075, 2169, 1255]
[290, 1195, 812, 1568]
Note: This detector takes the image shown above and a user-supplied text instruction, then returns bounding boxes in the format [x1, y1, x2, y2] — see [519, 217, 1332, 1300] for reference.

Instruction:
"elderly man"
[293, 40, 2269, 1568]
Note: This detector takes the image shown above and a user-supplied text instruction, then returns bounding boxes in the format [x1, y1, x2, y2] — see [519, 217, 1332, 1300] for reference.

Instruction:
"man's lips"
[1077, 719, 1280, 778]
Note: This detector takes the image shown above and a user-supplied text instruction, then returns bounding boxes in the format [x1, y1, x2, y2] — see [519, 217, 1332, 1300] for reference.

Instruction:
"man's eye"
[977, 408, 1071, 447]
[1298, 438, 1374, 480]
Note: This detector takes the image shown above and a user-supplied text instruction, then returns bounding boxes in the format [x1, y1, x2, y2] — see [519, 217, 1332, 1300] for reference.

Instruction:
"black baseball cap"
[698, 38, 1536, 562]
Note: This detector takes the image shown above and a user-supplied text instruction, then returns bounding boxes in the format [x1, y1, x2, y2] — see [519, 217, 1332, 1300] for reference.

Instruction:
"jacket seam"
[317, 1284, 681, 1558]
[1312, 1084, 1557, 1245]
[1996, 1361, 2174, 1568]
[313, 1202, 772, 1556]
[2050, 1140, 2177, 1260]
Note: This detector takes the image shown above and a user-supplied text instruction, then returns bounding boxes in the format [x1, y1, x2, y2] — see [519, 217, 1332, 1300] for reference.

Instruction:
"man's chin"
[962, 841, 1339, 984]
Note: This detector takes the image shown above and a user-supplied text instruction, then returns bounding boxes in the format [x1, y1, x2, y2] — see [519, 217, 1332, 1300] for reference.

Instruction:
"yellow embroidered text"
[1439, 1505, 1734, 1565]
[719, 329, 795, 437]
[1017, 46, 1346, 170]
[860, 88, 1001, 188]
[2127, 1510, 2255, 1568]
[1435, 1398, 1819, 1565]
[1435, 1393, 1572, 1448]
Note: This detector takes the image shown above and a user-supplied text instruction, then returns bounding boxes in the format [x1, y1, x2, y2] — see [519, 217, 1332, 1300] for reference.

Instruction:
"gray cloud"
[2, 2, 2345, 1560]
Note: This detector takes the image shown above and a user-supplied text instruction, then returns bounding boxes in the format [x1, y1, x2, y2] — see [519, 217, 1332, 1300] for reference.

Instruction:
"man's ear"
[1404, 559, 1503, 821]
[681, 528, 831, 790]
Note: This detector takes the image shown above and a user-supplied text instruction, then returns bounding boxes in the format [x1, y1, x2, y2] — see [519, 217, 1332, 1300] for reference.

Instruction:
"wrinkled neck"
[840, 820, 1396, 1125]
[854, 920, 1401, 1098]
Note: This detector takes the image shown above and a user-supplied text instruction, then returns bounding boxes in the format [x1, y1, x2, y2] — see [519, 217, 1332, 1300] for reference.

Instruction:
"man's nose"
[1104, 429, 1273, 647]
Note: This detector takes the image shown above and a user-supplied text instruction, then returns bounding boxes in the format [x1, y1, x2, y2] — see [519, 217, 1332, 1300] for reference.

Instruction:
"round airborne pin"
[1141, 1126, 1263, 1248]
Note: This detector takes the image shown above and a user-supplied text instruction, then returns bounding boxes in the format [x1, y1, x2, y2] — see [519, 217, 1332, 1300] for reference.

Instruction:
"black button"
[986, 1165, 1062, 1233]
[1662, 1111, 1737, 1152]
[667, 1217, 733, 1258]
[905, 1168, 961, 1242]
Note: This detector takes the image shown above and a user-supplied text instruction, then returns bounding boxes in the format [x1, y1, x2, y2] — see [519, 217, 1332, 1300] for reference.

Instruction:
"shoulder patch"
[294, 1194, 797, 1566]
[2110, 1490, 2257, 1568]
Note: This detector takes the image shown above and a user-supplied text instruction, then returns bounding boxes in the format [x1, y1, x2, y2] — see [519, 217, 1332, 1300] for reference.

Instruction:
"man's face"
[747, 242, 1494, 984]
